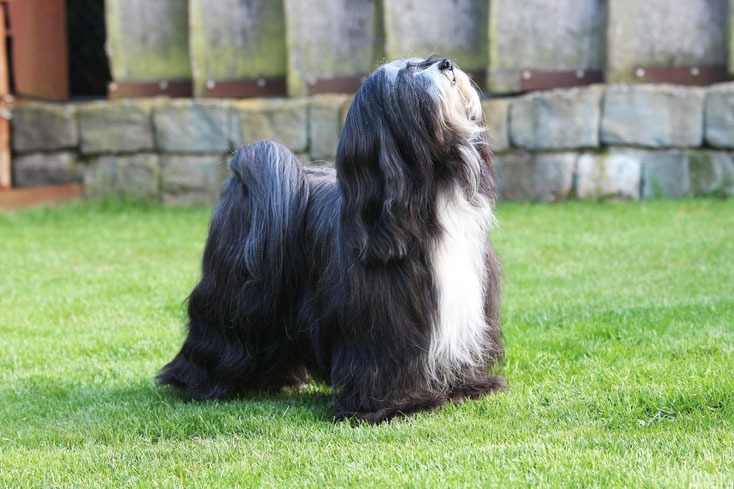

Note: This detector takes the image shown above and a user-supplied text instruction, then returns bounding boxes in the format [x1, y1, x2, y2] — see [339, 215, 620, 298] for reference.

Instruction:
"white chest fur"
[426, 188, 493, 385]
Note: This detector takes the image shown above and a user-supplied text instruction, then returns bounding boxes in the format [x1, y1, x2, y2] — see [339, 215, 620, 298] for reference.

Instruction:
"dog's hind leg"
[158, 141, 310, 400]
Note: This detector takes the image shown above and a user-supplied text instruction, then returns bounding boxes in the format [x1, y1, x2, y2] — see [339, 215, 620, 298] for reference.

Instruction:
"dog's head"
[337, 57, 492, 264]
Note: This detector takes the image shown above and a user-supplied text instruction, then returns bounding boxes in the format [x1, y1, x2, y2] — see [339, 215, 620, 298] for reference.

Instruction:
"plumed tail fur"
[157, 141, 310, 399]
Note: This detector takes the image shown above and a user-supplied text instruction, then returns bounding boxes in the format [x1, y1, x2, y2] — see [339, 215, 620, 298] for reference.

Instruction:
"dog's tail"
[158, 141, 310, 400]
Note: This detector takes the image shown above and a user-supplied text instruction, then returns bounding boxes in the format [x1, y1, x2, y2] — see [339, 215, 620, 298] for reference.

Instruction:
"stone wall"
[105, 1, 734, 97]
[11, 82, 734, 204]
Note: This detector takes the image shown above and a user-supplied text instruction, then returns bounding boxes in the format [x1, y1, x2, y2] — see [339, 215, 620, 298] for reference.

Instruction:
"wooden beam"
[7, 0, 68, 100]
[0, 184, 83, 211]
[0, 4, 10, 190]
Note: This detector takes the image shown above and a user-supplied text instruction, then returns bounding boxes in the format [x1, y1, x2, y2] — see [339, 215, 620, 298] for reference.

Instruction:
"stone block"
[11, 152, 80, 188]
[189, 0, 286, 97]
[509, 86, 602, 150]
[161, 154, 229, 206]
[607, 0, 728, 84]
[704, 83, 734, 148]
[297, 152, 336, 167]
[231, 98, 308, 152]
[105, 0, 191, 83]
[482, 98, 510, 153]
[12, 102, 78, 153]
[309, 95, 350, 161]
[305, 158, 335, 169]
[384, 0, 487, 77]
[686, 151, 734, 196]
[640, 151, 689, 199]
[494, 152, 575, 202]
[488, 0, 606, 92]
[575, 151, 641, 200]
[284, 0, 382, 96]
[153, 100, 231, 153]
[78, 99, 154, 155]
[295, 152, 312, 166]
[83, 154, 159, 200]
[601, 85, 704, 147]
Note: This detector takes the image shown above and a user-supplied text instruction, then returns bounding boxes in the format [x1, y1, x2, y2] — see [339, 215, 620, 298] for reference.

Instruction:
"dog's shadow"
[6, 378, 334, 443]
[154, 382, 335, 434]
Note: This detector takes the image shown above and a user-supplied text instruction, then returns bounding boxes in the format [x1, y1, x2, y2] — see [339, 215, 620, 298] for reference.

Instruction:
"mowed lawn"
[1, 199, 732, 488]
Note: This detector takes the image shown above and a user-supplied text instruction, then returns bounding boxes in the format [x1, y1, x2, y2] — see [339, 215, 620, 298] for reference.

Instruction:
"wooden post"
[0, 2, 11, 191]
[7, 0, 68, 100]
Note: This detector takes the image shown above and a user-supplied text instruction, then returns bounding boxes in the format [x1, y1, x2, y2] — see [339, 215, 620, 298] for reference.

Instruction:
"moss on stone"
[607, 0, 728, 83]
[284, 0, 381, 96]
[189, 0, 287, 97]
[383, 0, 487, 73]
[105, 0, 191, 81]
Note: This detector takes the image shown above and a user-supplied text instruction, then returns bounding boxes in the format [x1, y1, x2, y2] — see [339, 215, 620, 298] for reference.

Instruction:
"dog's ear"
[336, 77, 434, 264]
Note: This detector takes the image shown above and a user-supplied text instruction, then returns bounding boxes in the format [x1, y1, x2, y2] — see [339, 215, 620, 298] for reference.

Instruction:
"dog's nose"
[438, 59, 452, 71]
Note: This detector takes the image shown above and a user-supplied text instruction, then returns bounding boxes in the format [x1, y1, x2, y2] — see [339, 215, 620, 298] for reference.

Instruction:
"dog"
[158, 57, 505, 423]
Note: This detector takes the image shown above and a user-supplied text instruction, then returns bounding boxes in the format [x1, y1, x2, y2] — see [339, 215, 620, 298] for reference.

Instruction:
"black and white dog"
[159, 57, 505, 423]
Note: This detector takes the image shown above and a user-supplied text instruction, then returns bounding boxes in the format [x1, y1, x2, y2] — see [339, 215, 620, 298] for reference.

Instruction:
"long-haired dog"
[158, 57, 505, 423]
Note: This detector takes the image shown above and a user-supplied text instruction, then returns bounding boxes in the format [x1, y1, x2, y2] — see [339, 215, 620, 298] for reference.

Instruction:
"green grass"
[1, 199, 732, 488]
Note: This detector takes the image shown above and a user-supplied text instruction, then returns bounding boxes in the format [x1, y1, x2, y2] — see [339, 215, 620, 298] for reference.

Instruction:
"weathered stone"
[726, 154, 734, 196]
[295, 152, 312, 166]
[161, 154, 229, 206]
[305, 158, 335, 169]
[309, 95, 350, 161]
[488, 0, 606, 92]
[12, 152, 80, 188]
[532, 153, 576, 201]
[704, 83, 734, 148]
[509, 86, 602, 150]
[601, 85, 704, 147]
[575, 151, 641, 200]
[686, 151, 734, 196]
[82, 157, 117, 199]
[78, 99, 154, 155]
[641, 151, 689, 199]
[153, 100, 231, 153]
[384, 0, 487, 76]
[284, 0, 382, 96]
[118, 156, 159, 199]
[12, 102, 78, 153]
[83, 154, 159, 200]
[607, 0, 728, 84]
[494, 152, 575, 202]
[482, 98, 510, 153]
[296, 152, 336, 167]
[189, 0, 286, 97]
[105, 0, 191, 83]
[231, 98, 308, 152]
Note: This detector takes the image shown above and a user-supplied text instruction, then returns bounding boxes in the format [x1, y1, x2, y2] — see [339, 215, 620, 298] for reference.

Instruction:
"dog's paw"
[451, 374, 508, 403]
[334, 407, 400, 425]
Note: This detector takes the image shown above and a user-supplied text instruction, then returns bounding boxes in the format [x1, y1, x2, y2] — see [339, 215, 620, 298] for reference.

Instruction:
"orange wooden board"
[0, 5, 10, 189]
[0, 184, 83, 211]
[8, 0, 68, 100]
